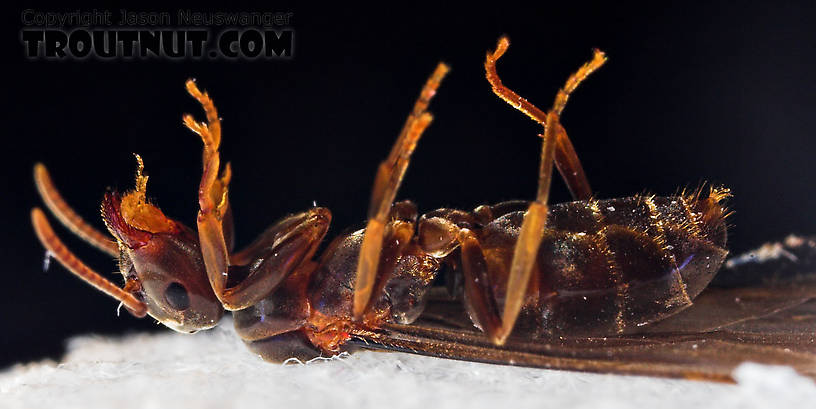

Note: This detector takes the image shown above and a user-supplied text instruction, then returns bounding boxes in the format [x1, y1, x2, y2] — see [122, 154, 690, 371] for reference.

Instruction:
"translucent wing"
[350, 236, 816, 382]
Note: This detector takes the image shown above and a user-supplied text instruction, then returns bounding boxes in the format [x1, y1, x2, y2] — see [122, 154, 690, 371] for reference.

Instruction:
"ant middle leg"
[355, 202, 436, 324]
[485, 38, 607, 344]
[307, 201, 440, 354]
[352, 62, 450, 320]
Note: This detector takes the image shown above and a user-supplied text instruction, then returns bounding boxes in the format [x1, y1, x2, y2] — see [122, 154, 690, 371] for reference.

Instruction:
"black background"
[3, 3, 815, 369]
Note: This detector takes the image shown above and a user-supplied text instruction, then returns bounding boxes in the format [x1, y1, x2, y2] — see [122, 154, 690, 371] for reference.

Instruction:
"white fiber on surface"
[2, 318, 815, 409]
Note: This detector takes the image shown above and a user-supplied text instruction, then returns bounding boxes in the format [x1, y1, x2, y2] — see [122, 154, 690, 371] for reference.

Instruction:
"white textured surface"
[2, 319, 815, 409]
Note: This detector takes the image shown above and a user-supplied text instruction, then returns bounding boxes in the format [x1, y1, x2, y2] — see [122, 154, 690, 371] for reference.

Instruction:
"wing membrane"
[351, 238, 816, 382]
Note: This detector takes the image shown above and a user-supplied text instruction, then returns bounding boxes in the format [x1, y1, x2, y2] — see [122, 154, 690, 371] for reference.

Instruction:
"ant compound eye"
[164, 282, 190, 311]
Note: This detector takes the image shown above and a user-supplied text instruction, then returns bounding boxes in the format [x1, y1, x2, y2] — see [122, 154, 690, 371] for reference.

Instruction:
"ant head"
[33, 79, 232, 334]
[100, 157, 223, 333]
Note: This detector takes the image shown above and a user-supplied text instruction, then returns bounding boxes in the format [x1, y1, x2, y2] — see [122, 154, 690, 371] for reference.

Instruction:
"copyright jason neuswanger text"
[20, 9, 295, 60]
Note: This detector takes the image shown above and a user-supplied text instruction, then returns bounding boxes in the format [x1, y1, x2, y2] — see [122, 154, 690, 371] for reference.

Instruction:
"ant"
[32, 37, 729, 363]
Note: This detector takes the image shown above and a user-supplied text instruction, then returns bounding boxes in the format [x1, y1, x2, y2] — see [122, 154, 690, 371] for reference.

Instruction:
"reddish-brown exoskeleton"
[33, 37, 741, 374]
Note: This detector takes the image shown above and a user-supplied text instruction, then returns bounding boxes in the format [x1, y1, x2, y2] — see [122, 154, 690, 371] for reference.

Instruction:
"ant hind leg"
[485, 38, 606, 344]
[485, 37, 598, 201]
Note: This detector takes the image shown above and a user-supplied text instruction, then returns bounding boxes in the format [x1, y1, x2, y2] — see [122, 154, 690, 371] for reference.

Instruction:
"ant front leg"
[184, 80, 330, 311]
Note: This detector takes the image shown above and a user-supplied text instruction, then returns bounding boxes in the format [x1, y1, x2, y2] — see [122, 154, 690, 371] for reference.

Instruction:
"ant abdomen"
[477, 192, 729, 338]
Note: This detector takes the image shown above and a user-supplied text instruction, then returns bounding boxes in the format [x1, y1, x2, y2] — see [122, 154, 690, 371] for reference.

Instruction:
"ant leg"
[457, 228, 504, 340]
[417, 213, 505, 341]
[184, 80, 331, 311]
[363, 209, 442, 326]
[352, 63, 450, 320]
[485, 37, 598, 201]
[496, 120, 556, 344]
[183, 79, 233, 305]
[308, 202, 440, 353]
[229, 207, 326, 267]
[553, 124, 591, 200]
[357, 216, 416, 319]
[223, 208, 331, 310]
[488, 39, 607, 344]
